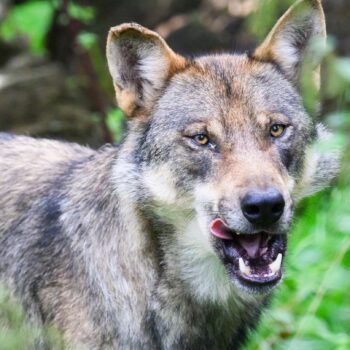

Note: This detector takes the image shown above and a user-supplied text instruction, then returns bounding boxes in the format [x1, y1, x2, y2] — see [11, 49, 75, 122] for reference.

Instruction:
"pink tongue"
[210, 219, 233, 240]
[210, 219, 262, 258]
[238, 235, 262, 258]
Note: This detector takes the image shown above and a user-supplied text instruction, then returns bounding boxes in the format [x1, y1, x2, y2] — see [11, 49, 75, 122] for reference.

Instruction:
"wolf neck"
[130, 198, 264, 347]
[106, 139, 263, 344]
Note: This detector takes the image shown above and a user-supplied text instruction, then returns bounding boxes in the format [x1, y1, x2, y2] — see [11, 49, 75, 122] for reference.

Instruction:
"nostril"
[244, 204, 260, 216]
[272, 202, 284, 215]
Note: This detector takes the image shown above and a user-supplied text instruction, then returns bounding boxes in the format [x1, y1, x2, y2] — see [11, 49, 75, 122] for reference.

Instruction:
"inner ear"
[252, 0, 326, 88]
[106, 23, 186, 117]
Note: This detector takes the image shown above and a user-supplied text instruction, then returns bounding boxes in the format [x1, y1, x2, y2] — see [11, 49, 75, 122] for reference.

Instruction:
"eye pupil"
[270, 124, 285, 138]
[194, 134, 209, 145]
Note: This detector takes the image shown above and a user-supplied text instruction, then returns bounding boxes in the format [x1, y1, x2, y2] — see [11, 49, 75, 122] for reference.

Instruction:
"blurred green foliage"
[106, 108, 125, 142]
[247, 0, 294, 40]
[0, 1, 53, 53]
[0, 0, 349, 349]
[68, 2, 95, 23]
[0, 287, 65, 350]
[0, 0, 95, 54]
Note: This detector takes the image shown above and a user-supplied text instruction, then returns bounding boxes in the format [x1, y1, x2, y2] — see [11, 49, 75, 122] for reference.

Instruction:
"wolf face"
[107, 0, 337, 301]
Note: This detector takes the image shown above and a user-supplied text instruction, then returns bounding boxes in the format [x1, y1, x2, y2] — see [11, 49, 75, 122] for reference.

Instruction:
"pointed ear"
[253, 0, 326, 89]
[106, 23, 186, 117]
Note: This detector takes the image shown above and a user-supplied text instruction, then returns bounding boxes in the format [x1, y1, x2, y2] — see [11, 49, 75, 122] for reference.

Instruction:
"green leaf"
[0, 1, 54, 54]
[106, 108, 125, 142]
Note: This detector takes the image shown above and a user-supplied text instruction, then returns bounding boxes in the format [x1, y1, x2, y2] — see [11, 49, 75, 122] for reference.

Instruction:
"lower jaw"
[226, 266, 283, 294]
[237, 269, 282, 289]
[217, 237, 287, 292]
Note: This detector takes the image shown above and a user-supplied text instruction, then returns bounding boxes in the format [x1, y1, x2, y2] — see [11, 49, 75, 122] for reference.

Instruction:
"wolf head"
[106, 0, 338, 298]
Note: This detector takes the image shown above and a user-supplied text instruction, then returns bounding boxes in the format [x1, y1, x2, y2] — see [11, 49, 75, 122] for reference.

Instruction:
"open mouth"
[210, 218, 287, 288]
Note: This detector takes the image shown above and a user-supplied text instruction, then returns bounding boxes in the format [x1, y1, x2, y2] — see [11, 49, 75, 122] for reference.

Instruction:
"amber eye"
[193, 134, 210, 145]
[270, 124, 286, 138]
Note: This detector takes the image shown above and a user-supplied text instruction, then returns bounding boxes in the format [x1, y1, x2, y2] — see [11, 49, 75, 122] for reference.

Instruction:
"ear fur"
[106, 23, 186, 116]
[293, 124, 340, 202]
[253, 0, 326, 89]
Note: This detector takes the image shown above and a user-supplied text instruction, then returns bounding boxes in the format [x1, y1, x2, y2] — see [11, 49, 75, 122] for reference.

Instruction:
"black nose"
[241, 189, 285, 226]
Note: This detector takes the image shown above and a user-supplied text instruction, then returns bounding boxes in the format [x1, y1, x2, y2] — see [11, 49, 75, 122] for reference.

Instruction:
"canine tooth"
[238, 258, 251, 275]
[269, 253, 282, 274]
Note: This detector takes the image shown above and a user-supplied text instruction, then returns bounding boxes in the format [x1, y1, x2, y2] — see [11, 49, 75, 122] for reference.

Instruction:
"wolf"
[0, 0, 339, 349]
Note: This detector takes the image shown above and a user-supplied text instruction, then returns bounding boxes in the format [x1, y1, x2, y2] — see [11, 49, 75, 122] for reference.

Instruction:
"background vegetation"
[0, 0, 349, 349]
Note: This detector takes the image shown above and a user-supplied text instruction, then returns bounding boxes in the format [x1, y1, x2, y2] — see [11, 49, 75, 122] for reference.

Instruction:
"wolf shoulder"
[0, 133, 105, 223]
[0, 132, 96, 166]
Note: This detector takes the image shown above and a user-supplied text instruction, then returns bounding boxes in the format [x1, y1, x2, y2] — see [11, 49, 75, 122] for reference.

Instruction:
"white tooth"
[239, 258, 251, 275]
[269, 253, 283, 274]
[236, 231, 241, 235]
